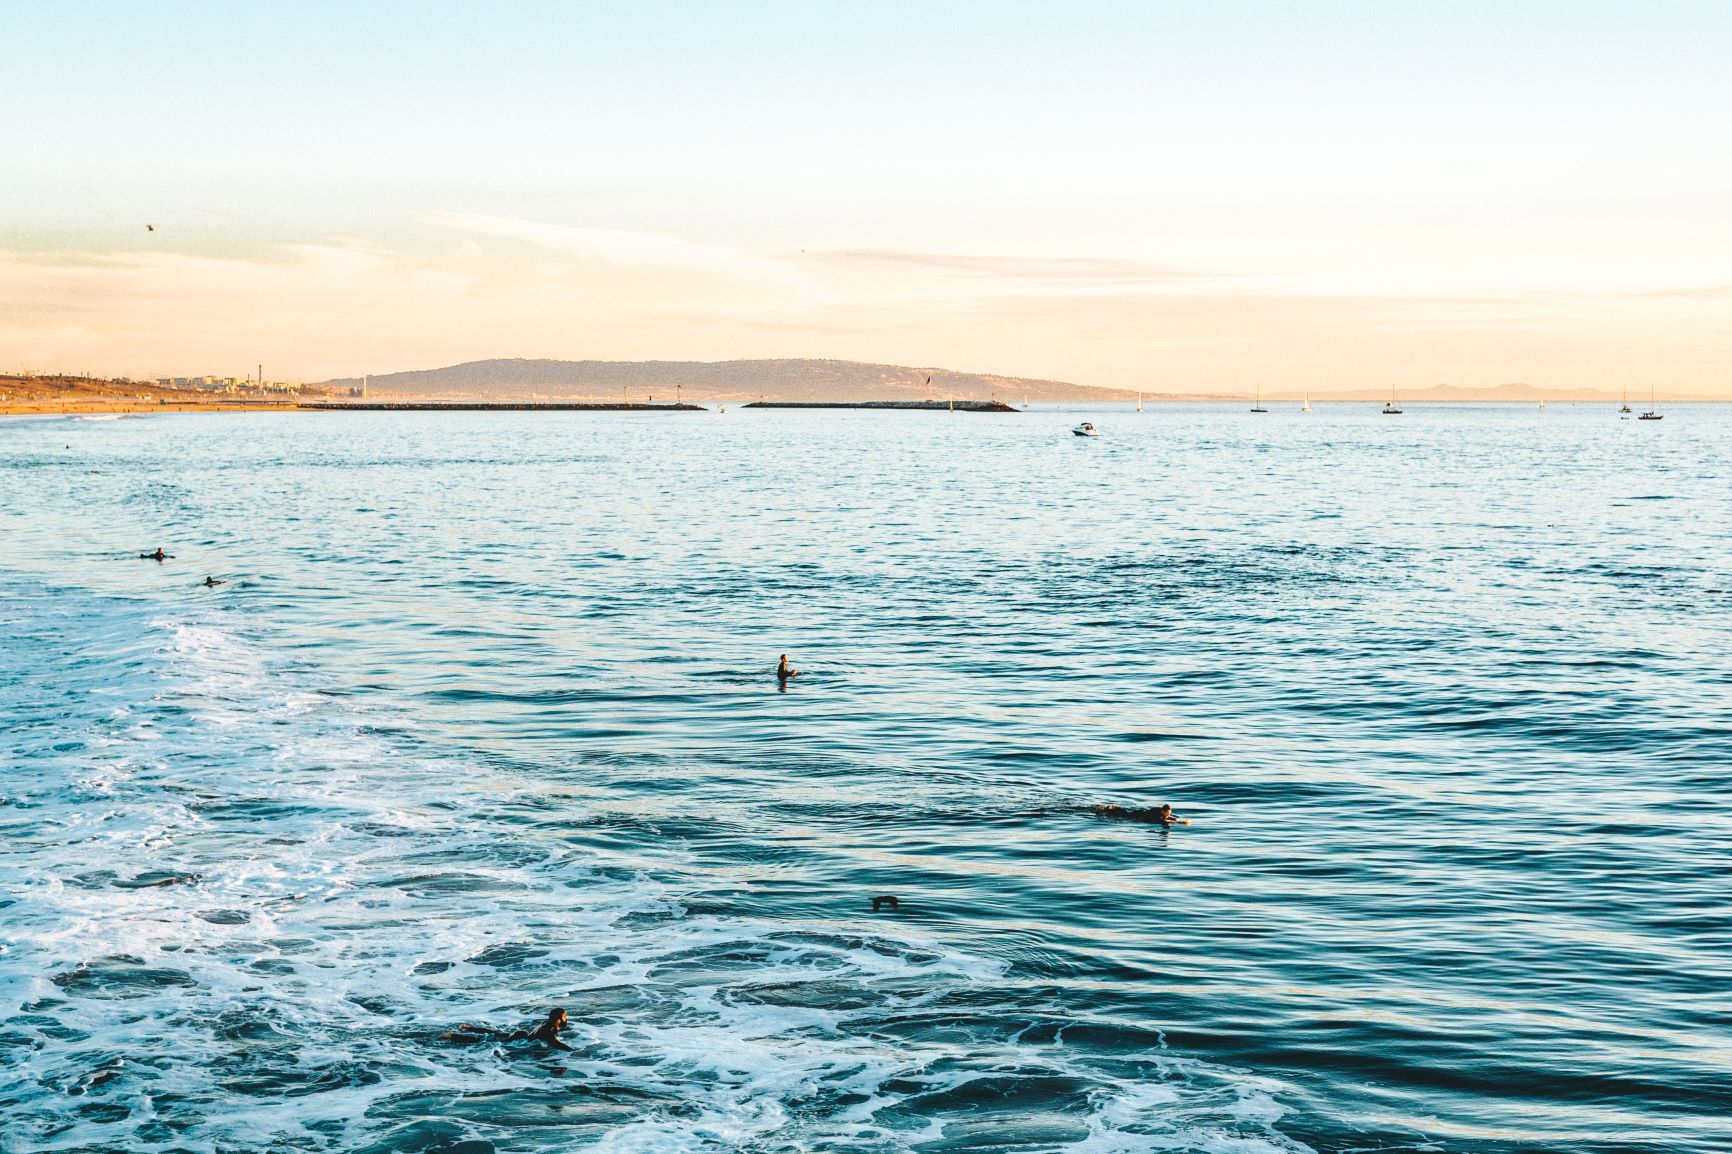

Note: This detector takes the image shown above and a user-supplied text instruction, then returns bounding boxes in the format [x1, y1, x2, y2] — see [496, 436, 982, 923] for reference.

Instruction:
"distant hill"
[315, 361, 1723, 405]
[320, 358, 1136, 403]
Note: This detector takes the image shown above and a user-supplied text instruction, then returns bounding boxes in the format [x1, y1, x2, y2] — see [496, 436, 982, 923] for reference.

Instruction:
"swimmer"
[1094, 803, 1190, 827]
[441, 1007, 573, 1051]
[139, 548, 171, 561]
[871, 894, 899, 912]
[202, 576, 225, 587]
[777, 654, 797, 681]
[522, 1007, 572, 1049]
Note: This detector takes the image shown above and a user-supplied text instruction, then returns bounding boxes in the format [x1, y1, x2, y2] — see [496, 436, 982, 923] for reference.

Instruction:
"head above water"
[546, 1007, 567, 1029]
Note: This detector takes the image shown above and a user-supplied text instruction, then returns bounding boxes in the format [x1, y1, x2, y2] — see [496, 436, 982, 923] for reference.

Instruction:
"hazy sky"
[3, 1, 1730, 392]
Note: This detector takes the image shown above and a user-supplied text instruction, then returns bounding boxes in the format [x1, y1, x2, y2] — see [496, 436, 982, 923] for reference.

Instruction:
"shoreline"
[0, 400, 304, 416]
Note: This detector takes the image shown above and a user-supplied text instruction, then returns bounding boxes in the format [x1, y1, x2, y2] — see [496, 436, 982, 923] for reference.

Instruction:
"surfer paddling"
[139, 547, 171, 561]
[1094, 803, 1190, 827]
[441, 1007, 573, 1051]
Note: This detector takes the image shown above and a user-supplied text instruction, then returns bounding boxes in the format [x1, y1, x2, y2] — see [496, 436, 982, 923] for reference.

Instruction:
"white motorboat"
[1072, 421, 1099, 437]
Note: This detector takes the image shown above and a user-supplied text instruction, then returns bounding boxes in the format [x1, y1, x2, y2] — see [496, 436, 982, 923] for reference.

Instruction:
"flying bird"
[146, 224, 155, 231]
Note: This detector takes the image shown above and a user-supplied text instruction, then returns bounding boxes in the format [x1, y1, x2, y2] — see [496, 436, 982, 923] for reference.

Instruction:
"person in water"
[442, 1007, 572, 1051]
[139, 548, 171, 561]
[1094, 803, 1190, 827]
[777, 654, 797, 681]
[202, 576, 225, 587]
[522, 1007, 572, 1049]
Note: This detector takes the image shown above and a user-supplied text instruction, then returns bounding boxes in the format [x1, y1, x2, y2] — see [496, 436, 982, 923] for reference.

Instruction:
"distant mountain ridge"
[321, 358, 1135, 403]
[317, 360, 1719, 404]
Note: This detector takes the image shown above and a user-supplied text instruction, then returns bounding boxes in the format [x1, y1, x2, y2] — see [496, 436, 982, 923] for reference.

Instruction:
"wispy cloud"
[817, 248, 1202, 287]
[1639, 283, 1732, 300]
[422, 211, 814, 292]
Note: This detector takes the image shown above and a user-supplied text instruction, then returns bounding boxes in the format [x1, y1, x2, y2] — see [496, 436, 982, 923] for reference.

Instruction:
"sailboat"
[1250, 383, 1268, 413]
[1136, 391, 1144, 413]
[1619, 386, 1632, 414]
[1638, 383, 1663, 420]
[1301, 398, 1312, 413]
[1382, 386, 1402, 414]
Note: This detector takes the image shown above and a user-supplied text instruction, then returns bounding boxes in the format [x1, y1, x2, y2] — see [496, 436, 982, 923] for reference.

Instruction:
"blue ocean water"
[1, 404, 1728, 1153]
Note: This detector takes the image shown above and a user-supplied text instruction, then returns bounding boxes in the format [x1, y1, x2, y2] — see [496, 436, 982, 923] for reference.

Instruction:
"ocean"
[1, 404, 1727, 1153]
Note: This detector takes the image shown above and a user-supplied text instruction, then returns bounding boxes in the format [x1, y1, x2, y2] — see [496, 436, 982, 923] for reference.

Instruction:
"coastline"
[0, 399, 305, 417]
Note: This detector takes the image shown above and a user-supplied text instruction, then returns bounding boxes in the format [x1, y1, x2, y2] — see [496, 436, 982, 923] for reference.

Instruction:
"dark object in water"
[202, 576, 225, 587]
[1094, 803, 1190, 827]
[777, 654, 798, 681]
[871, 895, 899, 912]
[442, 1006, 572, 1051]
[52, 955, 198, 997]
[139, 548, 171, 561]
[114, 871, 199, 889]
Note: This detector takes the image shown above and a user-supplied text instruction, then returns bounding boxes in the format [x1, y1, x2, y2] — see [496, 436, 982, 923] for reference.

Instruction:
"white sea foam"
[1, 588, 1311, 1153]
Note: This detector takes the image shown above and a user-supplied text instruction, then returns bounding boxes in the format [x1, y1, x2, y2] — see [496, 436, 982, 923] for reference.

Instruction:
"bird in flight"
[146, 224, 155, 231]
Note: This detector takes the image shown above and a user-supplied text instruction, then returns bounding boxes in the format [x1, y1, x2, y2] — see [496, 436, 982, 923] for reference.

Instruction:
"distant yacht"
[1538, 400, 1547, 410]
[1638, 383, 1663, 420]
[1619, 385, 1632, 414]
[1136, 391, 1143, 413]
[1301, 398, 1312, 413]
[1250, 383, 1268, 413]
[1073, 421, 1099, 437]
[1382, 387, 1402, 415]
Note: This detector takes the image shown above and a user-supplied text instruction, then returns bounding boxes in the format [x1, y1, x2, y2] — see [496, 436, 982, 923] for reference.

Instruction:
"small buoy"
[870, 895, 899, 912]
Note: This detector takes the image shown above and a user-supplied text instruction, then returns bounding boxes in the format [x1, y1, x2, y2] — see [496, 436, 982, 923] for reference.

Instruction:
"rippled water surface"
[2, 405, 1729, 1153]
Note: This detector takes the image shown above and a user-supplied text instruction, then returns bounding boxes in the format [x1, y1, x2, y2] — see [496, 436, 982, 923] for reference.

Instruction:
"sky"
[3, 0, 1730, 393]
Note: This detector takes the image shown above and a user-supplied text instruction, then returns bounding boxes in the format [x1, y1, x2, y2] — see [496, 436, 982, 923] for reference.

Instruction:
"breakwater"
[744, 399, 1018, 411]
[299, 401, 707, 411]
